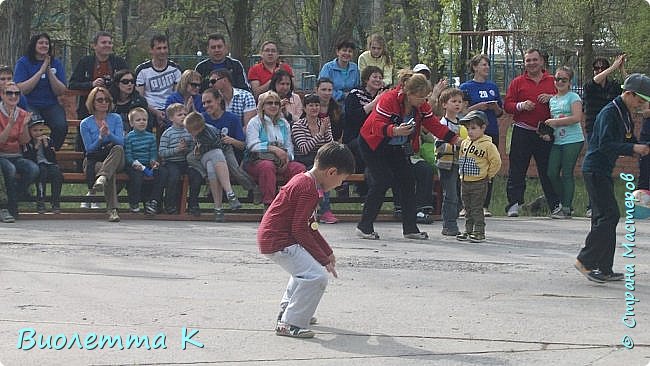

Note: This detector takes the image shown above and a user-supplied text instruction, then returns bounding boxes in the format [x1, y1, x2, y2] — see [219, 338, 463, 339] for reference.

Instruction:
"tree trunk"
[120, 0, 130, 64]
[231, 0, 253, 68]
[0, 0, 33, 66]
[582, 1, 596, 85]
[459, 0, 473, 80]
[400, 0, 420, 67]
[428, 0, 443, 80]
[475, 0, 488, 54]
[318, 0, 334, 66]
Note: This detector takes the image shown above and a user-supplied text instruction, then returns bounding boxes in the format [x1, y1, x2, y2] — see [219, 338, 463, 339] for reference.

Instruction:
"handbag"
[247, 142, 286, 167]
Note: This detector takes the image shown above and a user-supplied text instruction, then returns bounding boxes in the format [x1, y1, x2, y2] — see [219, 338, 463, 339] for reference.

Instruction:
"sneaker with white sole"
[483, 208, 492, 217]
[0, 208, 15, 223]
[275, 322, 315, 338]
[277, 311, 317, 325]
[507, 203, 519, 217]
[355, 227, 379, 240]
[107, 209, 120, 222]
[319, 210, 338, 224]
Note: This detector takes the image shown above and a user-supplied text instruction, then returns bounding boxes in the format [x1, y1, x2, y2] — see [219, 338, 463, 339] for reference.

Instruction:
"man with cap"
[575, 73, 650, 283]
[22, 113, 63, 213]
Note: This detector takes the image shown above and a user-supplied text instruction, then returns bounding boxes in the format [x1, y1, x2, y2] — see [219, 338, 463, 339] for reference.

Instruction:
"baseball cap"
[622, 73, 650, 102]
[459, 110, 488, 126]
[413, 64, 431, 74]
[28, 113, 46, 128]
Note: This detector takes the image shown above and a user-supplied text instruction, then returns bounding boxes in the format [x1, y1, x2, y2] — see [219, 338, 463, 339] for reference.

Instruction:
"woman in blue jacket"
[318, 39, 360, 104]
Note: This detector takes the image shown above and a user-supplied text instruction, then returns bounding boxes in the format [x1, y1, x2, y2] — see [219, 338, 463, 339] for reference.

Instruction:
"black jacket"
[69, 54, 129, 119]
[194, 56, 250, 92]
[22, 137, 57, 165]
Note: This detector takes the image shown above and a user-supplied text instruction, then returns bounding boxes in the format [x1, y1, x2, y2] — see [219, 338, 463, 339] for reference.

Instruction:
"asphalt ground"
[1, 217, 649, 365]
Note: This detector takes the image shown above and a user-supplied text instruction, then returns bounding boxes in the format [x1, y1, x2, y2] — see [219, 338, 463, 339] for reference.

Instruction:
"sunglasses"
[189, 82, 201, 88]
[4, 90, 20, 97]
[95, 97, 109, 103]
[554, 77, 569, 83]
[593, 65, 606, 71]
[209, 77, 225, 85]
[264, 101, 281, 106]
[119, 79, 135, 85]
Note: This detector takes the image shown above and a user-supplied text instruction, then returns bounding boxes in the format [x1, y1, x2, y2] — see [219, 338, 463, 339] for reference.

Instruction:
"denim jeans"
[0, 157, 39, 214]
[31, 104, 68, 150]
[439, 165, 460, 231]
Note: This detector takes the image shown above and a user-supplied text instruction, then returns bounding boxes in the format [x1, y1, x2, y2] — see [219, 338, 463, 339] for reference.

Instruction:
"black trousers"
[357, 137, 419, 235]
[577, 173, 619, 275]
[159, 161, 203, 210]
[37, 163, 63, 205]
[506, 126, 559, 210]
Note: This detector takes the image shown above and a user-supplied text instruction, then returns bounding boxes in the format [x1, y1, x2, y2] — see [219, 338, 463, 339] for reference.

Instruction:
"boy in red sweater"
[258, 142, 355, 338]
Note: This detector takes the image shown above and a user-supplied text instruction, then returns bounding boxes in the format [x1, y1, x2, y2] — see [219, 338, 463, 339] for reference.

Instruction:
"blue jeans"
[439, 165, 460, 231]
[0, 157, 39, 214]
[31, 104, 68, 150]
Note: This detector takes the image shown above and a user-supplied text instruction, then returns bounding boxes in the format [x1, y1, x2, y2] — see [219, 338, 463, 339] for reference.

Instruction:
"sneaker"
[483, 208, 492, 217]
[93, 176, 107, 192]
[129, 204, 141, 213]
[227, 192, 242, 210]
[90, 202, 101, 209]
[603, 272, 624, 281]
[277, 310, 318, 325]
[393, 208, 402, 218]
[145, 200, 158, 215]
[355, 227, 379, 240]
[550, 204, 564, 219]
[275, 322, 315, 338]
[507, 203, 519, 217]
[574, 260, 605, 283]
[585, 208, 592, 218]
[319, 210, 338, 224]
[107, 209, 120, 222]
[416, 211, 433, 224]
[404, 232, 429, 240]
[441, 228, 460, 236]
[456, 232, 470, 241]
[36, 201, 46, 214]
[189, 206, 201, 217]
[214, 208, 225, 222]
[0, 208, 15, 223]
[469, 232, 486, 243]
[459, 208, 466, 217]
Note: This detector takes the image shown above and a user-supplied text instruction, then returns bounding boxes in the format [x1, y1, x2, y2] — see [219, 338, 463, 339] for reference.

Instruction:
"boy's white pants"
[266, 244, 328, 329]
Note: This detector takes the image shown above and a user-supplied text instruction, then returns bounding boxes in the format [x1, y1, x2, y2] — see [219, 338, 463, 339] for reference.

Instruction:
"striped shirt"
[291, 118, 333, 156]
[159, 125, 195, 163]
[125, 130, 157, 166]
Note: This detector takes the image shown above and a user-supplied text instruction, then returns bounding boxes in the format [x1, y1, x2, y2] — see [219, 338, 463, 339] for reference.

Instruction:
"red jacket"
[359, 87, 457, 151]
[503, 70, 556, 129]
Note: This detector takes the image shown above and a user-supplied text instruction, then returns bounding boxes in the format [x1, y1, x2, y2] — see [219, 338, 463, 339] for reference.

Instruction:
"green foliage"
[618, 1, 650, 74]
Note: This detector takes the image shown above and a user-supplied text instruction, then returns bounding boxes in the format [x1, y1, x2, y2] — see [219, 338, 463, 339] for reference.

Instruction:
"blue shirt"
[79, 113, 125, 153]
[202, 111, 245, 142]
[549, 92, 584, 145]
[459, 79, 502, 137]
[318, 59, 360, 103]
[13, 56, 66, 108]
[164, 92, 204, 114]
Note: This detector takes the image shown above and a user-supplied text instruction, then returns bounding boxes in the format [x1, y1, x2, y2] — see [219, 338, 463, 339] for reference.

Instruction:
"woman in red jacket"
[356, 70, 459, 240]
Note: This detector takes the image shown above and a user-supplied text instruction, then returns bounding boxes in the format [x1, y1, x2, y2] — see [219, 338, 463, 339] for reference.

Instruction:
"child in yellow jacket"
[457, 111, 502, 243]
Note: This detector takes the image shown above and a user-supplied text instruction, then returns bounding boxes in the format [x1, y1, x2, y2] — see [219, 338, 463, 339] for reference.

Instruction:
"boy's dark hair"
[315, 142, 355, 174]
[150, 34, 168, 48]
[439, 87, 464, 105]
[184, 112, 205, 132]
[0, 65, 12, 75]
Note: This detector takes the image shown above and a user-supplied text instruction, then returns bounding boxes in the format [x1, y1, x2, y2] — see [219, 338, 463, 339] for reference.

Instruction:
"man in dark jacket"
[194, 33, 250, 92]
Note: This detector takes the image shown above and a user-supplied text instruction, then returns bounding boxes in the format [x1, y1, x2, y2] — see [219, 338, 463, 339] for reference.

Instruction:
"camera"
[103, 75, 113, 87]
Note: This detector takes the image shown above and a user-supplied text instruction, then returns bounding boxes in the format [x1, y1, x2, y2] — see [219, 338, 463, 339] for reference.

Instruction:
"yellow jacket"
[459, 135, 502, 182]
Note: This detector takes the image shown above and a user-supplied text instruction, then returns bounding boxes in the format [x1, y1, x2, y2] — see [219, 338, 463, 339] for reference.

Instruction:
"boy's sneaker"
[0, 208, 15, 223]
[574, 260, 605, 283]
[107, 209, 120, 223]
[145, 200, 158, 215]
[456, 232, 470, 241]
[36, 201, 46, 214]
[275, 322, 315, 338]
[227, 192, 242, 210]
[483, 208, 492, 217]
[355, 227, 379, 240]
[129, 204, 141, 213]
[585, 208, 592, 218]
[459, 208, 466, 217]
[214, 208, 225, 222]
[469, 232, 486, 243]
[507, 203, 519, 217]
[319, 210, 338, 224]
[441, 228, 460, 236]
